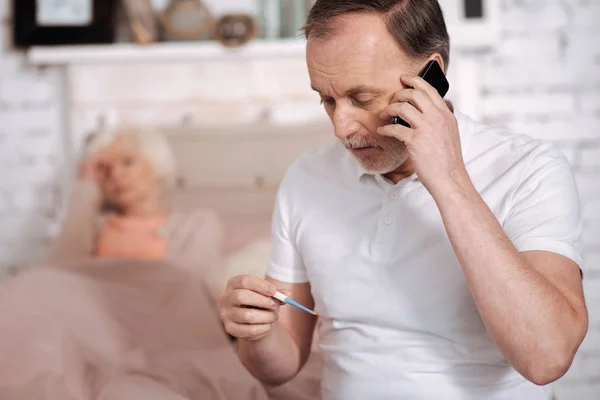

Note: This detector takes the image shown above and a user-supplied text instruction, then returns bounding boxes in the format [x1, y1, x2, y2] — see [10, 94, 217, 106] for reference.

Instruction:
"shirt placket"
[373, 175, 420, 258]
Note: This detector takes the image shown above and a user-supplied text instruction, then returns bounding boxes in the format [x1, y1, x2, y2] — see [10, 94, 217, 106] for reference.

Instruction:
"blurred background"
[0, 0, 598, 398]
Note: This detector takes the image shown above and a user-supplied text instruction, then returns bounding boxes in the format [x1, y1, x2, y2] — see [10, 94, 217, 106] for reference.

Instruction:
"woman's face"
[101, 137, 161, 210]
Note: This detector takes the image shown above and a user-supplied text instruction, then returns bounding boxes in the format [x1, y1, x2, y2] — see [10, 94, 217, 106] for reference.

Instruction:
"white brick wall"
[0, 0, 598, 398]
[483, 1, 600, 398]
[0, 3, 64, 277]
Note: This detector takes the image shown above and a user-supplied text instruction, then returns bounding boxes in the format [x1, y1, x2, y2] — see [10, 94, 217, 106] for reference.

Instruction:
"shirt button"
[390, 192, 399, 200]
[384, 215, 394, 225]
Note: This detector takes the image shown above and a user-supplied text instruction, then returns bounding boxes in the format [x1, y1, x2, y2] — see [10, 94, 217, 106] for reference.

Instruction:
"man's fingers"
[377, 124, 414, 144]
[228, 275, 277, 297]
[223, 322, 272, 341]
[229, 307, 279, 325]
[228, 288, 279, 310]
[387, 88, 434, 114]
[401, 75, 447, 109]
[380, 102, 422, 128]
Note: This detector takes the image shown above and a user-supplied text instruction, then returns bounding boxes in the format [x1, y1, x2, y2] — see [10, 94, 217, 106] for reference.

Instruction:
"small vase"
[258, 0, 281, 40]
[280, 0, 310, 39]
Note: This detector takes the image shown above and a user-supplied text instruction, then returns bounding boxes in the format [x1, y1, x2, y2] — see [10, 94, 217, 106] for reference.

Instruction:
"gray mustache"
[341, 136, 381, 149]
[342, 140, 381, 149]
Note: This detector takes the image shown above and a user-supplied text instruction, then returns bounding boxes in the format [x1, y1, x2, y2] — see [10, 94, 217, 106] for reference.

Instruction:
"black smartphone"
[391, 60, 450, 127]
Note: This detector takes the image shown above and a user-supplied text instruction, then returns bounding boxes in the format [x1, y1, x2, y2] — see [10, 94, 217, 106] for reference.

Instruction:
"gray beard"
[342, 138, 408, 175]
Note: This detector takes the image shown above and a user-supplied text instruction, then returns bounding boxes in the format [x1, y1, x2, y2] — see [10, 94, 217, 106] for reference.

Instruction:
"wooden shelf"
[27, 38, 307, 65]
[27, 19, 499, 67]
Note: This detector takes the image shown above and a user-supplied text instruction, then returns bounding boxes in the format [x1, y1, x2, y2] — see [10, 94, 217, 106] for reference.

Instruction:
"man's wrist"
[429, 167, 475, 204]
[237, 323, 279, 355]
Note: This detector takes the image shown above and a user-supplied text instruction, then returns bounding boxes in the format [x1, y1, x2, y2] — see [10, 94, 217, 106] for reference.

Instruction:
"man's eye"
[352, 97, 373, 107]
[320, 98, 335, 106]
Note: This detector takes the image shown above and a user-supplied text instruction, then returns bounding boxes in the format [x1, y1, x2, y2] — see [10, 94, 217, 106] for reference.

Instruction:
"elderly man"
[220, 1, 588, 399]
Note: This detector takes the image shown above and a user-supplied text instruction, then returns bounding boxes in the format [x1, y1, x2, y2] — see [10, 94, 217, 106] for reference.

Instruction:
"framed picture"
[13, 0, 119, 47]
[439, 0, 500, 48]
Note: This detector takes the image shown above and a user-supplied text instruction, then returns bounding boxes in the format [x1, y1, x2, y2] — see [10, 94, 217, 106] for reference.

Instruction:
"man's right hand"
[222, 277, 315, 386]
[220, 275, 287, 341]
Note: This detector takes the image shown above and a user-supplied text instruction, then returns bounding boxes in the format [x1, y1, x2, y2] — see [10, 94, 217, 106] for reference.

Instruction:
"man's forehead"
[307, 14, 404, 60]
[306, 14, 409, 92]
[307, 55, 400, 96]
[310, 83, 385, 96]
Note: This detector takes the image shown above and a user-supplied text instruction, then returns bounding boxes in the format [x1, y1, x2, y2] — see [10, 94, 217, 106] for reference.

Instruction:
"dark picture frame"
[464, 0, 484, 19]
[439, 0, 498, 47]
[13, 0, 118, 48]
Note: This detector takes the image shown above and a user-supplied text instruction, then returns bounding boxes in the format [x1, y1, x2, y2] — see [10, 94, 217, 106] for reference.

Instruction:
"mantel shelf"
[28, 39, 307, 66]
[27, 22, 497, 67]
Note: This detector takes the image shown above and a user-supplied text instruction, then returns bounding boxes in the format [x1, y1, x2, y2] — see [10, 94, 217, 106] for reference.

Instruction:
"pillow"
[221, 218, 272, 256]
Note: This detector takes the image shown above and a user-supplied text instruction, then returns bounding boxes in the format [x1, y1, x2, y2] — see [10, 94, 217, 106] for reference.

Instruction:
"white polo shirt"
[266, 110, 583, 400]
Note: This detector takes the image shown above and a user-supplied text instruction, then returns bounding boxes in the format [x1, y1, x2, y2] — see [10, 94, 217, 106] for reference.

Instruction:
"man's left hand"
[378, 74, 469, 197]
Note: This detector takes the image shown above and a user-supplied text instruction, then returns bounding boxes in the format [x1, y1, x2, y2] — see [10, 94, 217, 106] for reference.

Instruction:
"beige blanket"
[0, 260, 320, 400]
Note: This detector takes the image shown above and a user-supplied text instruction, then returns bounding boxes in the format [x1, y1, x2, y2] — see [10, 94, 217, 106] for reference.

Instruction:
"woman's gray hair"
[85, 126, 178, 187]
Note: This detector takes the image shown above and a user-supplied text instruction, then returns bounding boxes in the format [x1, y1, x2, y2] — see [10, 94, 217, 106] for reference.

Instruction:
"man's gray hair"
[303, 0, 451, 71]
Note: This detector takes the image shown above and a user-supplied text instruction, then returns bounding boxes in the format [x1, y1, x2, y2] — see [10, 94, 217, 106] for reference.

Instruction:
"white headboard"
[163, 122, 334, 253]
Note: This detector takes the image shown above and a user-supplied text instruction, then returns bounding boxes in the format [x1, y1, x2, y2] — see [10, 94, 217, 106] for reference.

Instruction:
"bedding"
[0, 123, 327, 399]
[0, 258, 321, 400]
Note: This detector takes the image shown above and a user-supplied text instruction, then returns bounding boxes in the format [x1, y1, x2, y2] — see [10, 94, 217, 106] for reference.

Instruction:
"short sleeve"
[503, 146, 584, 268]
[266, 183, 308, 284]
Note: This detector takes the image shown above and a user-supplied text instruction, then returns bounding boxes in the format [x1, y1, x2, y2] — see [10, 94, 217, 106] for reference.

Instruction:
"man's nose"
[332, 106, 360, 140]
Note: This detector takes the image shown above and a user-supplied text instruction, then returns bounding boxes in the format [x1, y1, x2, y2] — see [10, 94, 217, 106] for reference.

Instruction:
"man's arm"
[378, 73, 588, 386]
[434, 181, 588, 385]
[224, 277, 317, 386]
[230, 163, 318, 385]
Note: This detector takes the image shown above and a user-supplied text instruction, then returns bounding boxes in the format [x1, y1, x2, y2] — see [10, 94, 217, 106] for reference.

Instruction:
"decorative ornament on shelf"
[122, 0, 159, 44]
[160, 0, 215, 41]
[279, 0, 311, 39]
[214, 14, 257, 48]
[257, 0, 314, 40]
[257, 0, 280, 40]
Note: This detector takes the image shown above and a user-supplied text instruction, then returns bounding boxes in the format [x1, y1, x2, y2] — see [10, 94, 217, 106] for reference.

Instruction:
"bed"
[0, 121, 333, 400]
[162, 121, 334, 256]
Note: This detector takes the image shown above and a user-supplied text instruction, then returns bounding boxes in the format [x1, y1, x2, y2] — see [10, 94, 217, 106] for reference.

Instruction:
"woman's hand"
[78, 151, 114, 187]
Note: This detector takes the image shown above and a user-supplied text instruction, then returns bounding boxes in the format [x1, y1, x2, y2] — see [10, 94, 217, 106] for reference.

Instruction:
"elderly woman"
[47, 127, 224, 296]
[0, 127, 322, 400]
[0, 127, 269, 399]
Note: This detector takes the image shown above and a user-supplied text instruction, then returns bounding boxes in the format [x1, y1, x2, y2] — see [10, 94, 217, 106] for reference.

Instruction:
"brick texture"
[0, 0, 598, 398]
[0, 3, 64, 276]
[484, 1, 600, 398]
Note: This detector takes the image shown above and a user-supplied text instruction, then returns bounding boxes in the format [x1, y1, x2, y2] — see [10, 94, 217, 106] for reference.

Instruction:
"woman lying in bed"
[0, 127, 321, 400]
[47, 126, 224, 299]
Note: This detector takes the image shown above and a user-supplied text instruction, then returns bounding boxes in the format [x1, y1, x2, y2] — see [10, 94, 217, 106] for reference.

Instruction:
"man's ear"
[426, 53, 445, 73]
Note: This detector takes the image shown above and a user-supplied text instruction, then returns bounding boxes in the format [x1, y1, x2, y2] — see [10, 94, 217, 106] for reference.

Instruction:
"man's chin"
[352, 156, 399, 175]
